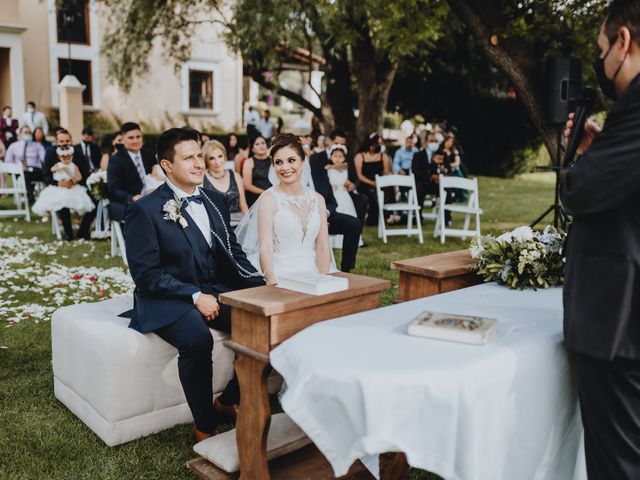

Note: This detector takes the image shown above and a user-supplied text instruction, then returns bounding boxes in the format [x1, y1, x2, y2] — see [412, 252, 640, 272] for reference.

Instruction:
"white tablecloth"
[270, 283, 586, 480]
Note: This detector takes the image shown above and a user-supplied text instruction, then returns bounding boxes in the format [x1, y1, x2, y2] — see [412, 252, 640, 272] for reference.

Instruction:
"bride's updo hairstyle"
[269, 133, 306, 163]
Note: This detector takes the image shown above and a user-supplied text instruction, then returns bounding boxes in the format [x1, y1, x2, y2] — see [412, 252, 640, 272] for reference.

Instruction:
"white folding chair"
[93, 199, 111, 239]
[0, 162, 31, 222]
[375, 174, 423, 244]
[433, 175, 483, 244]
[111, 221, 128, 265]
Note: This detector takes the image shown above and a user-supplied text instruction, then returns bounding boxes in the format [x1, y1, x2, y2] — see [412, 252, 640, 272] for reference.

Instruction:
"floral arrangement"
[86, 170, 108, 200]
[470, 226, 565, 289]
[163, 198, 188, 228]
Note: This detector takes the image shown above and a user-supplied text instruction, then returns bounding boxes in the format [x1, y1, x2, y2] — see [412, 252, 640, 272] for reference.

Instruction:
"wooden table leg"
[235, 352, 271, 480]
[379, 452, 410, 480]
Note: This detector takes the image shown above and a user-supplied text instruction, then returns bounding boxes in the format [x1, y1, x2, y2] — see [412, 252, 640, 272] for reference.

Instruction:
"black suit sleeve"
[124, 200, 200, 300]
[412, 151, 429, 182]
[107, 154, 135, 204]
[560, 102, 640, 216]
[74, 152, 90, 185]
[43, 150, 58, 186]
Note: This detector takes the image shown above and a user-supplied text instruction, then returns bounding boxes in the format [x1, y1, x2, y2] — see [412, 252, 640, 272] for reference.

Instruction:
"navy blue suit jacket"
[124, 182, 264, 333]
[107, 147, 156, 221]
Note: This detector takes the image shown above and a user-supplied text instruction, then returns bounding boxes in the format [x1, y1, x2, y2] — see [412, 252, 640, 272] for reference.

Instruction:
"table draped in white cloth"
[270, 283, 586, 480]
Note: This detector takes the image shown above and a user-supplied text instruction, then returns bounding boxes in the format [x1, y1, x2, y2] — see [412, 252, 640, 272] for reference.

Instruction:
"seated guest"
[313, 134, 326, 154]
[412, 131, 440, 209]
[227, 133, 240, 162]
[106, 122, 156, 222]
[202, 139, 249, 222]
[430, 150, 453, 225]
[75, 127, 101, 173]
[123, 127, 264, 443]
[310, 148, 361, 273]
[242, 134, 272, 207]
[353, 133, 391, 226]
[43, 128, 95, 239]
[310, 129, 368, 236]
[99, 131, 123, 171]
[33, 147, 95, 240]
[1, 106, 19, 146]
[393, 135, 418, 175]
[441, 133, 467, 202]
[4, 125, 45, 203]
[325, 144, 358, 219]
[33, 127, 52, 150]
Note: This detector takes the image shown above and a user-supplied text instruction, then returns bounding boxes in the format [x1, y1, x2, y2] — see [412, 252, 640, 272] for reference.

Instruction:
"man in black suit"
[309, 129, 368, 232]
[124, 128, 264, 442]
[43, 128, 95, 240]
[411, 131, 440, 208]
[74, 127, 101, 173]
[107, 122, 156, 222]
[309, 155, 360, 273]
[560, 3, 640, 478]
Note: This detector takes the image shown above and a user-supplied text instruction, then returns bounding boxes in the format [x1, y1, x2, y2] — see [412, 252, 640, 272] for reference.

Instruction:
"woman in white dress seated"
[32, 147, 95, 218]
[236, 134, 332, 285]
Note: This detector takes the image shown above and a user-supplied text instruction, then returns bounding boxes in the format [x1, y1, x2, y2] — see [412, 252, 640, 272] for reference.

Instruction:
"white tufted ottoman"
[51, 296, 234, 446]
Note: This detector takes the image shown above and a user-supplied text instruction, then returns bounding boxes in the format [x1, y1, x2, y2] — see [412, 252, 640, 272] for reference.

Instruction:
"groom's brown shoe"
[214, 398, 239, 421]
[193, 426, 218, 444]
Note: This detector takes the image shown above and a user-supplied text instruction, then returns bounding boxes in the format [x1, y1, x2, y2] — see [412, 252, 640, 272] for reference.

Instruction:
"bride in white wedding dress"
[235, 134, 332, 285]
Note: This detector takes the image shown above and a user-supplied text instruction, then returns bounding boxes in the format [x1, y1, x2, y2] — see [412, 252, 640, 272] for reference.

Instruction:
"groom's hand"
[195, 294, 220, 321]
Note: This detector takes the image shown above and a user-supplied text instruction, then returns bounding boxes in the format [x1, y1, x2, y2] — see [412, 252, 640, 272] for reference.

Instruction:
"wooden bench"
[187, 272, 390, 480]
[391, 249, 481, 301]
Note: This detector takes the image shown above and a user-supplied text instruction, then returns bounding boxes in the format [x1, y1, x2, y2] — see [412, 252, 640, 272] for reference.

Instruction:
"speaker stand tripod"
[530, 128, 569, 231]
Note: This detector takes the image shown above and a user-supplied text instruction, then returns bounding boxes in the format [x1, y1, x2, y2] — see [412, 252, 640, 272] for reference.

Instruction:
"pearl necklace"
[199, 188, 263, 279]
[209, 171, 227, 180]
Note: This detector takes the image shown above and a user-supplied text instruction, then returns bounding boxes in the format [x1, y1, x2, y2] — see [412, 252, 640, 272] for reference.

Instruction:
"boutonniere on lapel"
[162, 197, 188, 228]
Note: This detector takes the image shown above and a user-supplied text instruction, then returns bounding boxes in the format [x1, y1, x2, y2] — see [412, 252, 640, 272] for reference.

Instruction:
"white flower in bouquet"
[86, 170, 108, 200]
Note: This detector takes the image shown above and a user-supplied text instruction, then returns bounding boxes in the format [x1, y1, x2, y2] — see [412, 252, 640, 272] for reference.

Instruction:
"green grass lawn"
[0, 173, 554, 480]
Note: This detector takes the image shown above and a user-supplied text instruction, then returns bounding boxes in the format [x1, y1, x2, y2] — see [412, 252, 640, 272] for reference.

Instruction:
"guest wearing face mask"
[4, 126, 45, 203]
[412, 132, 441, 211]
[20, 102, 49, 136]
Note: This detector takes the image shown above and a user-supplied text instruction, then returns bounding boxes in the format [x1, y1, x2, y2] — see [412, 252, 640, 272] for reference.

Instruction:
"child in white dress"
[32, 147, 95, 217]
[325, 144, 361, 249]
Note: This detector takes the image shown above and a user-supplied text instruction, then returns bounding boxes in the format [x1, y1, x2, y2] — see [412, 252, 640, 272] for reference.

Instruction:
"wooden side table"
[391, 249, 481, 301]
[193, 272, 389, 480]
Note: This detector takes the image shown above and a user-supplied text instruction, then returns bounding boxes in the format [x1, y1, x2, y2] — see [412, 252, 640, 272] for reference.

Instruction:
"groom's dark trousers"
[124, 183, 264, 434]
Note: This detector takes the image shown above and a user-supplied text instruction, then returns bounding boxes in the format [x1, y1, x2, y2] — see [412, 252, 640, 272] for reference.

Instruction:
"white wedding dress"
[236, 185, 336, 280]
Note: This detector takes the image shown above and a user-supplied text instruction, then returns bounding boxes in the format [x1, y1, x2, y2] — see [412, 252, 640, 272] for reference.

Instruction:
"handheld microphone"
[562, 88, 596, 168]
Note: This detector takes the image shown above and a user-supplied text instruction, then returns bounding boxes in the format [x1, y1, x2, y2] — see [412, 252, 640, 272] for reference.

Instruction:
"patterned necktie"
[133, 154, 146, 190]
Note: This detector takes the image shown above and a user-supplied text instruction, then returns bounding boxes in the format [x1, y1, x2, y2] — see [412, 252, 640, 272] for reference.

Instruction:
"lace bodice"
[327, 167, 348, 193]
[270, 187, 321, 255]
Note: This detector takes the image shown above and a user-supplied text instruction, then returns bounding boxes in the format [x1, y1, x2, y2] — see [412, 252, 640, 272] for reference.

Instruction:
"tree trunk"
[351, 35, 398, 148]
[446, 0, 559, 162]
[324, 54, 357, 137]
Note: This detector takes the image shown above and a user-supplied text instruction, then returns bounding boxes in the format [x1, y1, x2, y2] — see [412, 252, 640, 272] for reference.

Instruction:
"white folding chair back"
[375, 174, 423, 244]
[434, 175, 483, 244]
[51, 211, 62, 240]
[0, 162, 31, 221]
[111, 221, 128, 265]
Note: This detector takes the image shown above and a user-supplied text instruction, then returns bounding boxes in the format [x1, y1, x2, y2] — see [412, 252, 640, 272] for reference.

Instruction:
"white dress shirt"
[165, 179, 211, 304]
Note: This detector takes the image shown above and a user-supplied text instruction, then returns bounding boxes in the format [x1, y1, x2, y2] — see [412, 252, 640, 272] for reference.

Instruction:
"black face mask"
[594, 44, 624, 100]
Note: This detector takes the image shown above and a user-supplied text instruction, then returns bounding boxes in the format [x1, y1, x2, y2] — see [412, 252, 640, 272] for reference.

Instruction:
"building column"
[57, 75, 85, 141]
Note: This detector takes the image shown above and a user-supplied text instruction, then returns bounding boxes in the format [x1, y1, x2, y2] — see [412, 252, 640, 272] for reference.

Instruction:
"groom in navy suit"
[124, 127, 264, 441]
